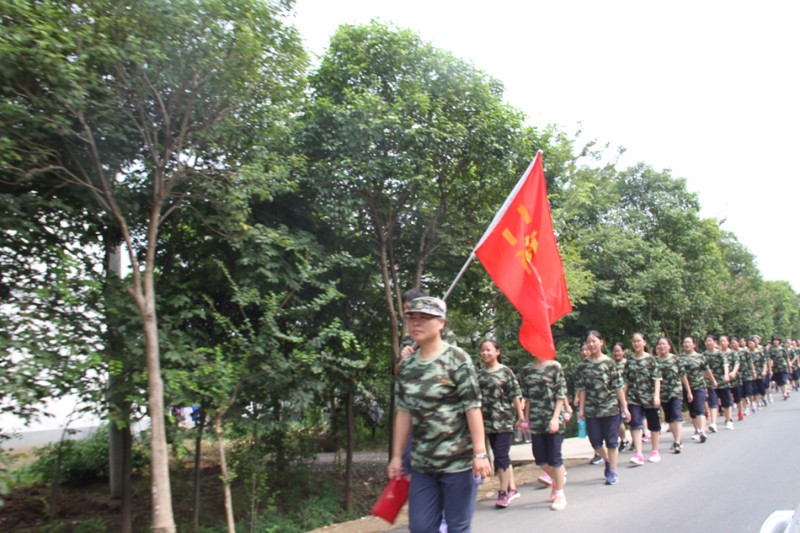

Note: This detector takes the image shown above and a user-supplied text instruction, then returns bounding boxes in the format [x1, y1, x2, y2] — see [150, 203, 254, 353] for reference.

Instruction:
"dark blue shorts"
[661, 397, 683, 423]
[586, 414, 621, 451]
[628, 404, 661, 432]
[488, 432, 513, 471]
[685, 388, 706, 418]
[530, 432, 564, 467]
[706, 387, 719, 408]
[715, 387, 733, 408]
[743, 380, 756, 397]
[731, 384, 743, 403]
[774, 372, 789, 386]
[756, 377, 767, 396]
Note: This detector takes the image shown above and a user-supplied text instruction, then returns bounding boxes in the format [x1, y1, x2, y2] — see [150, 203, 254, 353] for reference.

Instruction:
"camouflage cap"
[408, 296, 447, 317]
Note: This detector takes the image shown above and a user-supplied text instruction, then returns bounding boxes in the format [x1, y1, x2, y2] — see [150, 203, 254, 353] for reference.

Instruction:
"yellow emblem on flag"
[515, 230, 539, 275]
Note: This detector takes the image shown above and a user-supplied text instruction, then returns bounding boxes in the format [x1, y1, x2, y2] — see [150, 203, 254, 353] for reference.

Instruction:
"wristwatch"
[473, 453, 489, 459]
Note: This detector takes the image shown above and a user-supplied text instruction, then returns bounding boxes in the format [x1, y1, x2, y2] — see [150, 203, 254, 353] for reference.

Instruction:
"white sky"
[291, 0, 800, 291]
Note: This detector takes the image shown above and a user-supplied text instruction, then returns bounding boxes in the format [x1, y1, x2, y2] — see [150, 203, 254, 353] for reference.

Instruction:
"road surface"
[392, 395, 800, 532]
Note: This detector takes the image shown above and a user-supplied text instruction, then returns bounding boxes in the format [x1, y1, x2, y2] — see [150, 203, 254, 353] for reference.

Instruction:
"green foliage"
[23, 425, 147, 486]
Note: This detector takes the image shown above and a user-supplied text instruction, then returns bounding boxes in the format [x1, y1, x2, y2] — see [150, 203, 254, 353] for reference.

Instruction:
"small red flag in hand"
[371, 477, 409, 524]
[474, 152, 572, 359]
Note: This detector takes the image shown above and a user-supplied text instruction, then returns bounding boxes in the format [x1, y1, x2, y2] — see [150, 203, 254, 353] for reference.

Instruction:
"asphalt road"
[393, 395, 800, 532]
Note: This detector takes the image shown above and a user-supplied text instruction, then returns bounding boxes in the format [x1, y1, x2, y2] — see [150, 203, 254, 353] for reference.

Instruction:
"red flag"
[474, 152, 572, 359]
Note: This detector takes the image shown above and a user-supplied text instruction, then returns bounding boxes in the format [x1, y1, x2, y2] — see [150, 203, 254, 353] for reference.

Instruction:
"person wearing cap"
[387, 296, 490, 532]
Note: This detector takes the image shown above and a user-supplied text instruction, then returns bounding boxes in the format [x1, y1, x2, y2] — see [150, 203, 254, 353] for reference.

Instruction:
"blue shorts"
[706, 387, 719, 408]
[756, 377, 768, 395]
[628, 404, 661, 432]
[774, 372, 789, 386]
[661, 398, 683, 423]
[586, 414, 621, 451]
[715, 388, 733, 408]
[487, 432, 513, 471]
[685, 388, 706, 418]
[731, 384, 743, 403]
[530, 432, 564, 467]
[743, 380, 756, 397]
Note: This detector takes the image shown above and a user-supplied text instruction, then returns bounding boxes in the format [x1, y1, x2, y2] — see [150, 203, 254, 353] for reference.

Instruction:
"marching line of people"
[388, 292, 798, 532]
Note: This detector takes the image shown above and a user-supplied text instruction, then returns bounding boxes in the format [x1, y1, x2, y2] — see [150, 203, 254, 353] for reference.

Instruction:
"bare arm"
[466, 407, 492, 478]
[387, 410, 412, 479]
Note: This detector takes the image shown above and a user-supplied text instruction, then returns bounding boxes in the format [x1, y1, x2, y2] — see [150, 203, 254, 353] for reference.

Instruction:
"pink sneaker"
[648, 450, 662, 463]
[495, 490, 509, 508]
[630, 453, 644, 466]
[537, 472, 553, 486]
[507, 489, 520, 503]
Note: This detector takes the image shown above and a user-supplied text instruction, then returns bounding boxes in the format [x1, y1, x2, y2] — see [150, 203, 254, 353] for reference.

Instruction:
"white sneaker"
[550, 494, 567, 511]
[725, 421, 734, 430]
[708, 423, 718, 433]
[691, 431, 701, 441]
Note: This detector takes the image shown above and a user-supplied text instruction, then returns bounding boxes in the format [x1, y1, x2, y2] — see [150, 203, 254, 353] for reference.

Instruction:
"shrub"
[26, 425, 148, 486]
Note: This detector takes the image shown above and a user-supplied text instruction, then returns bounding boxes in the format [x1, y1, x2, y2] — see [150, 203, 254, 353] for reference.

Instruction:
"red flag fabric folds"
[474, 152, 572, 359]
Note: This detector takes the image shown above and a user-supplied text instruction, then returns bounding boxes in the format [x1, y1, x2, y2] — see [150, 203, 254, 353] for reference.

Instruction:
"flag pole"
[441, 253, 476, 303]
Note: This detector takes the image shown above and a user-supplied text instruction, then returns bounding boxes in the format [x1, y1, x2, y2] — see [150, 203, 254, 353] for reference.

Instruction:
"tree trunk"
[120, 427, 133, 533]
[141, 265, 176, 533]
[214, 413, 236, 533]
[192, 407, 206, 533]
[344, 391, 355, 513]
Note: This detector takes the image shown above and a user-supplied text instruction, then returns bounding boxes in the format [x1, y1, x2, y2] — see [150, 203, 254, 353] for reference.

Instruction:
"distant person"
[716, 335, 736, 429]
[768, 335, 791, 400]
[702, 335, 727, 433]
[655, 337, 688, 453]
[679, 336, 716, 442]
[611, 342, 630, 452]
[518, 353, 569, 510]
[623, 332, 662, 465]
[575, 330, 630, 485]
[388, 297, 491, 533]
[477, 340, 524, 509]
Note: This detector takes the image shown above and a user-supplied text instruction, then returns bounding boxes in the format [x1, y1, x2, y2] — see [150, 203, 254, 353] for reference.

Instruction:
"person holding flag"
[388, 296, 490, 533]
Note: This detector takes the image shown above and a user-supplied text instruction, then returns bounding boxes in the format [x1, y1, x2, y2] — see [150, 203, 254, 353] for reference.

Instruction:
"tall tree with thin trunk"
[0, 1, 306, 530]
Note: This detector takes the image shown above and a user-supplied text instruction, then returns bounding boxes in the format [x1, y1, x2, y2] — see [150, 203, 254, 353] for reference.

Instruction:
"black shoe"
[590, 454, 603, 465]
[673, 442, 682, 454]
[618, 440, 629, 452]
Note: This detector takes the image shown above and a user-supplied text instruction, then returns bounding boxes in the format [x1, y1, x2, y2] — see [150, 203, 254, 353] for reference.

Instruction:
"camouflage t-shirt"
[769, 346, 790, 374]
[752, 348, 768, 378]
[724, 350, 742, 386]
[739, 349, 757, 381]
[518, 360, 567, 434]
[704, 351, 730, 388]
[575, 355, 624, 418]
[679, 352, 709, 390]
[395, 343, 481, 474]
[623, 353, 662, 408]
[656, 354, 684, 402]
[478, 365, 522, 434]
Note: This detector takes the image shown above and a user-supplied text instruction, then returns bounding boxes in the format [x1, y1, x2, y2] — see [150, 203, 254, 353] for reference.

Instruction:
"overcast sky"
[291, 0, 800, 291]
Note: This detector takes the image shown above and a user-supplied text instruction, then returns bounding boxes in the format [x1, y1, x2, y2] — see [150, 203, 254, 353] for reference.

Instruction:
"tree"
[0, 1, 306, 529]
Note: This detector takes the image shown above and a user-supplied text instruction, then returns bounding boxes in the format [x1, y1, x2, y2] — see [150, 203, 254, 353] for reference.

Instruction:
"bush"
[25, 425, 148, 486]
